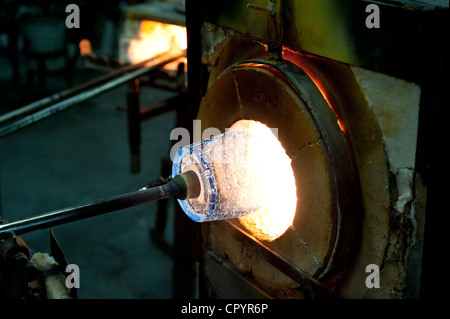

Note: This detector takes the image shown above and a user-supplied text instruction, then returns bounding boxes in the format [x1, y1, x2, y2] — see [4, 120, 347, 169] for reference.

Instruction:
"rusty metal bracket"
[219, 220, 340, 299]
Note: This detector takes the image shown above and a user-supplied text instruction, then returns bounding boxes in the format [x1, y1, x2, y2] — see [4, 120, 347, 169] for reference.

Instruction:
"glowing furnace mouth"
[229, 120, 297, 241]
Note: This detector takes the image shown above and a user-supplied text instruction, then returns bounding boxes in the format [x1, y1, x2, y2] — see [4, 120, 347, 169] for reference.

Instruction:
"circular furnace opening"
[197, 59, 360, 286]
[229, 120, 297, 242]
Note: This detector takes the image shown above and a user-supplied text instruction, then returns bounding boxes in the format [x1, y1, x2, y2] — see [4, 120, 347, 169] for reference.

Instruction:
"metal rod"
[0, 182, 178, 238]
[0, 52, 171, 125]
[220, 220, 340, 299]
[0, 51, 186, 138]
[127, 77, 142, 173]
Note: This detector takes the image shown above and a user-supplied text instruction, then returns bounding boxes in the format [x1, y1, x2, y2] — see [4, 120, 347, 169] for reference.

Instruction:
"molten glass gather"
[172, 120, 297, 241]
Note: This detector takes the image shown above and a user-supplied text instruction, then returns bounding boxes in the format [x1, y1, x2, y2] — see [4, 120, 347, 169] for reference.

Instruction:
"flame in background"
[127, 20, 187, 64]
[230, 120, 297, 242]
[79, 39, 92, 56]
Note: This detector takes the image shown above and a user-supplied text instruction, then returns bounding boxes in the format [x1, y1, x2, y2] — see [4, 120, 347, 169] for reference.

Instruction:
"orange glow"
[314, 80, 346, 133]
[127, 20, 187, 65]
[282, 48, 346, 134]
[79, 39, 92, 56]
[229, 120, 297, 242]
[337, 119, 345, 133]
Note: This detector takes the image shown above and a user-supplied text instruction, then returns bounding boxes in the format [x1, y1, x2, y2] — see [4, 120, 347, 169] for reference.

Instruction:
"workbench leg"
[126, 78, 141, 173]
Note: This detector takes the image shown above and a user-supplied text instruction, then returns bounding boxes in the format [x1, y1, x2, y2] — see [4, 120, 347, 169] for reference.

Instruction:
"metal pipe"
[0, 51, 186, 138]
[0, 52, 173, 125]
[0, 182, 178, 238]
[0, 170, 200, 239]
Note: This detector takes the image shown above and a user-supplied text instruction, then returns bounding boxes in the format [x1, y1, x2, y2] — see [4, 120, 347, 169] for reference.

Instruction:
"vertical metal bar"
[172, 0, 206, 299]
[126, 78, 141, 173]
[155, 160, 170, 233]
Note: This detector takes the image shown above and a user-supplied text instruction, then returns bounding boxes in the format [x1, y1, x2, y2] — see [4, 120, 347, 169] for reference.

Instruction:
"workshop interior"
[0, 0, 448, 299]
